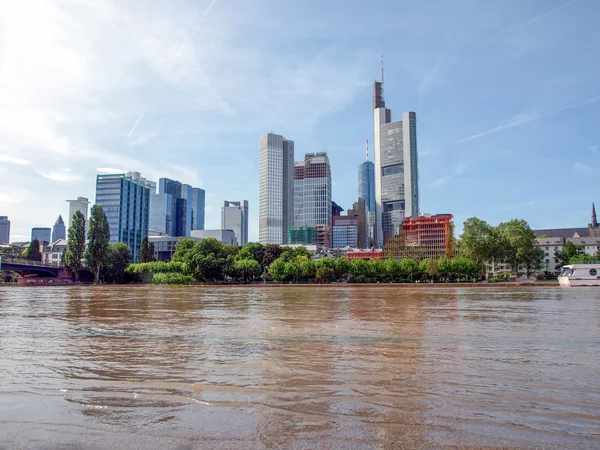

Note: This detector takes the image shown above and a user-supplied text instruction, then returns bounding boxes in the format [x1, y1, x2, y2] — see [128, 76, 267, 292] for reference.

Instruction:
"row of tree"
[125, 238, 480, 284]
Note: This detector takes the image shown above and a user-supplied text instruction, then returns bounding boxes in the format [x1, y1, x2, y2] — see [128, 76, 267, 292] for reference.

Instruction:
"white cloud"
[573, 162, 597, 174]
[37, 171, 83, 182]
[427, 176, 452, 188]
[96, 168, 125, 174]
[0, 155, 32, 165]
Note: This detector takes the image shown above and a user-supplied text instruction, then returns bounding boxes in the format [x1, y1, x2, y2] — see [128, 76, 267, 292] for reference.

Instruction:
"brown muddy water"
[0, 285, 599, 449]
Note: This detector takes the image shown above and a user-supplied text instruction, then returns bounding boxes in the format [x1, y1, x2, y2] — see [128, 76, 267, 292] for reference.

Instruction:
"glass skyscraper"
[222, 200, 248, 246]
[51, 215, 66, 242]
[31, 227, 51, 243]
[95, 171, 153, 263]
[373, 80, 419, 247]
[294, 152, 332, 228]
[182, 185, 205, 232]
[152, 179, 205, 236]
[149, 193, 176, 235]
[358, 160, 375, 247]
[0, 216, 9, 245]
[259, 133, 294, 244]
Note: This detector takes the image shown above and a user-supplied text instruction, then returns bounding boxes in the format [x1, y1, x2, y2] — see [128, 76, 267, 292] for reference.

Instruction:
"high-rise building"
[183, 185, 205, 232]
[149, 193, 176, 235]
[95, 171, 153, 262]
[152, 179, 205, 236]
[358, 141, 376, 247]
[387, 214, 454, 260]
[373, 79, 419, 247]
[288, 226, 316, 245]
[294, 152, 332, 228]
[332, 216, 358, 248]
[190, 229, 238, 246]
[66, 197, 90, 230]
[259, 132, 294, 244]
[222, 200, 248, 246]
[348, 199, 368, 249]
[31, 227, 52, 243]
[0, 216, 10, 244]
[52, 215, 66, 242]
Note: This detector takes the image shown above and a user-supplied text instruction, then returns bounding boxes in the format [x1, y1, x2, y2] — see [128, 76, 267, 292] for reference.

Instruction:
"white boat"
[558, 264, 600, 286]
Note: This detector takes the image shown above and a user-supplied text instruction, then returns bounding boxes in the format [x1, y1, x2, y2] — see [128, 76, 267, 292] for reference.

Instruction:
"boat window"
[590, 269, 597, 276]
[560, 268, 573, 277]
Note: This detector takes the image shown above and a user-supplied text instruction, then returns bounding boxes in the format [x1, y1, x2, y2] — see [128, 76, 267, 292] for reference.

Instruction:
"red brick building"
[402, 214, 454, 259]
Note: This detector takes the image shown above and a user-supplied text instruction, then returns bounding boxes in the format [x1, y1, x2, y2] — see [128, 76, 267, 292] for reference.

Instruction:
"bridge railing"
[0, 257, 60, 268]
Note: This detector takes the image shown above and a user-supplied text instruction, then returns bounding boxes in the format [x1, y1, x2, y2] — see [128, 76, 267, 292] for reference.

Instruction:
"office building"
[222, 200, 249, 246]
[190, 229, 238, 246]
[315, 224, 332, 248]
[332, 201, 344, 217]
[149, 193, 176, 235]
[332, 216, 358, 248]
[259, 132, 294, 244]
[0, 216, 9, 244]
[348, 199, 368, 249]
[52, 215, 66, 242]
[66, 197, 90, 230]
[385, 213, 453, 260]
[288, 226, 316, 245]
[183, 185, 205, 231]
[148, 236, 203, 262]
[358, 141, 376, 247]
[95, 171, 153, 263]
[294, 152, 332, 228]
[373, 78, 419, 247]
[31, 227, 52, 243]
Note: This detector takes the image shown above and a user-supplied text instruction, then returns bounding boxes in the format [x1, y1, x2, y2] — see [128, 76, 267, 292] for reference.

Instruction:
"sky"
[0, 0, 598, 243]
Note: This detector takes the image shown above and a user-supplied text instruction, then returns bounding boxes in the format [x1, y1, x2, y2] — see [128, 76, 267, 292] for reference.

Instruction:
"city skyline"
[1, 0, 598, 242]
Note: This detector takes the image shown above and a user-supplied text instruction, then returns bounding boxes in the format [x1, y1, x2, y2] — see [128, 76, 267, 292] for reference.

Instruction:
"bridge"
[0, 257, 67, 278]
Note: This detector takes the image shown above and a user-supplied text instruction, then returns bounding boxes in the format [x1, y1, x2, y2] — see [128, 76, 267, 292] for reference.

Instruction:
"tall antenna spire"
[592, 202, 597, 228]
[366, 139, 369, 162]
[381, 54, 385, 103]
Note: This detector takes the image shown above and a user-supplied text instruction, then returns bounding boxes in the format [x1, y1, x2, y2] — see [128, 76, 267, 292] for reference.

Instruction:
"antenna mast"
[381, 54, 384, 103]
[366, 139, 369, 162]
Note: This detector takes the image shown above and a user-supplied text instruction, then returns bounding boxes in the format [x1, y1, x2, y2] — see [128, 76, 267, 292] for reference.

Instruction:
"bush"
[152, 272, 195, 285]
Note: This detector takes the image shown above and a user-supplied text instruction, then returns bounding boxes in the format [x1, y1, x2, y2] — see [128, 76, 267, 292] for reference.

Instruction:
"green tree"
[103, 242, 131, 283]
[237, 242, 264, 263]
[0, 244, 25, 259]
[555, 241, 584, 268]
[458, 217, 496, 268]
[333, 257, 351, 280]
[522, 246, 545, 277]
[438, 256, 452, 279]
[85, 205, 110, 283]
[315, 265, 335, 281]
[262, 244, 283, 269]
[450, 257, 478, 280]
[399, 258, 419, 281]
[25, 239, 42, 262]
[234, 258, 261, 283]
[139, 236, 155, 263]
[65, 211, 86, 282]
[268, 258, 287, 282]
[172, 238, 196, 262]
[420, 258, 440, 280]
[570, 253, 598, 264]
[497, 219, 537, 275]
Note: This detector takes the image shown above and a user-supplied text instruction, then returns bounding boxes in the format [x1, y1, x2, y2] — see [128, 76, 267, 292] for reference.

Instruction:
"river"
[0, 285, 599, 449]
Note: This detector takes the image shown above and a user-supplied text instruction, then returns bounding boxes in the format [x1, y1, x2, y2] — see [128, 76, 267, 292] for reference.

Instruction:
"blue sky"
[0, 0, 598, 242]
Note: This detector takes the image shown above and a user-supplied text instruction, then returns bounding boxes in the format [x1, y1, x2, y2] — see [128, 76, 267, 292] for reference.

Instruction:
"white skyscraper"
[373, 80, 419, 247]
[66, 197, 90, 230]
[259, 133, 294, 244]
[222, 200, 249, 246]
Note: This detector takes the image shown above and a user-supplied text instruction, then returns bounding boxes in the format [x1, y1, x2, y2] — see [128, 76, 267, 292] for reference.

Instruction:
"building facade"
[31, 227, 52, 243]
[373, 81, 419, 247]
[42, 239, 68, 266]
[149, 193, 176, 235]
[358, 158, 375, 247]
[95, 171, 153, 263]
[184, 186, 205, 232]
[51, 215, 66, 242]
[221, 200, 249, 246]
[294, 152, 332, 229]
[0, 216, 9, 244]
[348, 199, 368, 249]
[288, 226, 316, 245]
[152, 178, 205, 237]
[400, 214, 453, 260]
[190, 229, 238, 246]
[66, 197, 90, 230]
[148, 236, 203, 262]
[259, 133, 294, 244]
[536, 237, 564, 272]
[332, 216, 358, 248]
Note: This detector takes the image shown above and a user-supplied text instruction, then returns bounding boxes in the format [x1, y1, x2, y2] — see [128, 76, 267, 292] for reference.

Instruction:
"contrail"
[457, 95, 600, 144]
[127, 0, 219, 138]
[127, 108, 147, 138]
[517, 0, 579, 28]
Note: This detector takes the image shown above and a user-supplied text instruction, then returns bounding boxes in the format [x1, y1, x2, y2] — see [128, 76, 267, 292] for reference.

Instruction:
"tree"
[0, 244, 26, 259]
[315, 265, 335, 282]
[399, 258, 419, 281]
[237, 242, 264, 264]
[438, 256, 452, 279]
[420, 258, 440, 280]
[522, 247, 545, 277]
[65, 211, 86, 282]
[85, 205, 110, 283]
[497, 219, 537, 275]
[139, 236, 155, 263]
[262, 244, 283, 269]
[555, 241, 584, 269]
[234, 258, 261, 283]
[25, 239, 42, 262]
[103, 242, 132, 283]
[458, 217, 496, 268]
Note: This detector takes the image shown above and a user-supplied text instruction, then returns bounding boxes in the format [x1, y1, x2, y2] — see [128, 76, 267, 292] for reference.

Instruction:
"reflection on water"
[0, 285, 599, 448]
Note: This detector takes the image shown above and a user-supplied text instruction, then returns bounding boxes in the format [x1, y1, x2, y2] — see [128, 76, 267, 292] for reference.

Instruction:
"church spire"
[592, 203, 597, 228]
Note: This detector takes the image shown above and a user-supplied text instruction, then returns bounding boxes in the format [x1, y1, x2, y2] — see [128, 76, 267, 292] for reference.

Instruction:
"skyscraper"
[0, 216, 10, 244]
[31, 227, 51, 243]
[183, 185, 205, 232]
[222, 200, 248, 246]
[52, 215, 66, 242]
[259, 133, 294, 244]
[66, 197, 90, 230]
[95, 171, 153, 262]
[152, 179, 205, 236]
[294, 152, 332, 228]
[359, 140, 376, 247]
[373, 79, 419, 247]
[149, 193, 176, 235]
